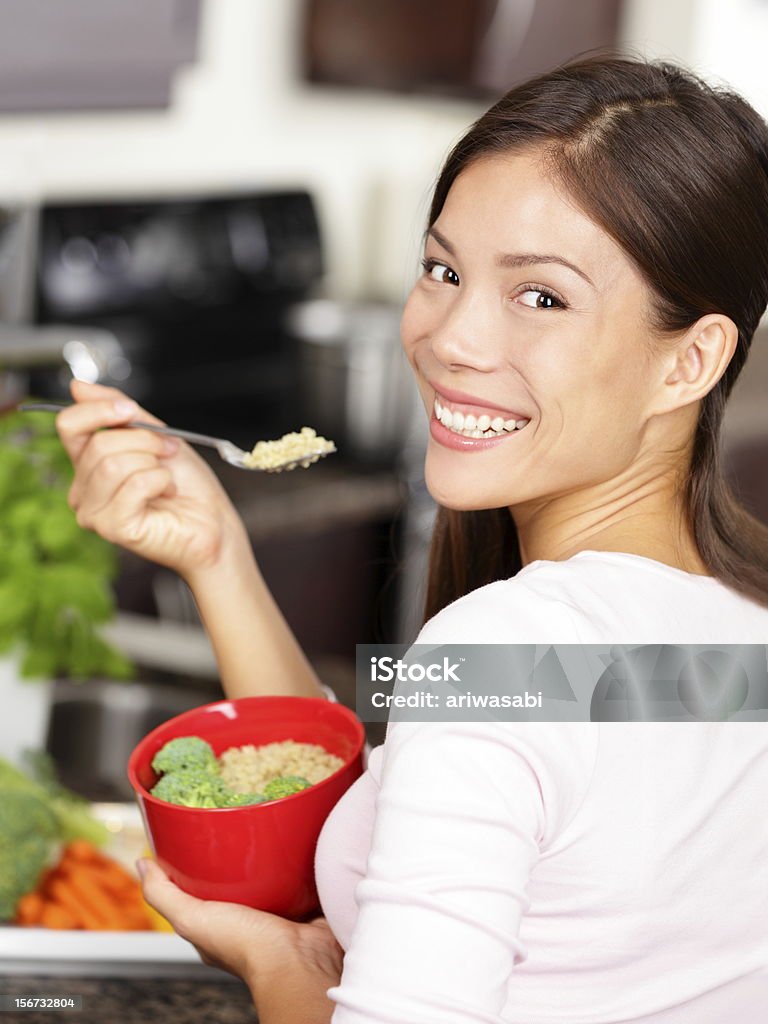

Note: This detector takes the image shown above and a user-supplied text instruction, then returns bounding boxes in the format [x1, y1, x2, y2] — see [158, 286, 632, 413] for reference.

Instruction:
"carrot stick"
[61, 840, 103, 864]
[88, 864, 139, 896]
[48, 878, 104, 930]
[39, 903, 79, 930]
[63, 870, 139, 931]
[119, 908, 154, 930]
[36, 866, 60, 890]
[14, 893, 45, 925]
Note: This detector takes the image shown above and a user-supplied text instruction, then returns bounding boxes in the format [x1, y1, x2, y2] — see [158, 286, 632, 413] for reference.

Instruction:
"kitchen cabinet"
[0, 0, 200, 111]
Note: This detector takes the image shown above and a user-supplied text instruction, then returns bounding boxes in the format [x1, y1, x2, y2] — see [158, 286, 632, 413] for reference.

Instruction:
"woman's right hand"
[57, 378, 248, 580]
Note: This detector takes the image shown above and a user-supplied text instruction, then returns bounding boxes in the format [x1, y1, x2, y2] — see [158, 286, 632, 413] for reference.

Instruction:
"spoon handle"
[18, 401, 228, 450]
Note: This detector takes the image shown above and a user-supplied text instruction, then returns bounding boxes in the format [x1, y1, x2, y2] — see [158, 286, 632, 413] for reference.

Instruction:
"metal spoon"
[18, 401, 336, 472]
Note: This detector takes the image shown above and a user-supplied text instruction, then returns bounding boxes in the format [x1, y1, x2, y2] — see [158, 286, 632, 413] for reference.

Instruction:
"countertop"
[0, 975, 258, 1024]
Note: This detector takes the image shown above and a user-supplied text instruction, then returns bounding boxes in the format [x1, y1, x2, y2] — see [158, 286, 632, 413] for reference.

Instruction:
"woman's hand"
[138, 858, 343, 1022]
[56, 379, 249, 581]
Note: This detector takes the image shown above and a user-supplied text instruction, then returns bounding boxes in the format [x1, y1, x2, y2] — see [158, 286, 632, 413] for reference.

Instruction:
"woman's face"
[401, 149, 665, 513]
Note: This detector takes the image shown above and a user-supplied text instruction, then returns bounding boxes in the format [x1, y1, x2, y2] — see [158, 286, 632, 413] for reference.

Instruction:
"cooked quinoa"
[243, 427, 336, 471]
[219, 739, 344, 793]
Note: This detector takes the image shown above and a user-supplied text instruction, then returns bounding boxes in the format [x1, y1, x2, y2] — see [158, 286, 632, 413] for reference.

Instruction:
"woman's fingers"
[72, 450, 171, 521]
[68, 430, 179, 509]
[58, 380, 166, 463]
[55, 380, 233, 577]
[135, 859, 292, 983]
[136, 859, 197, 936]
[84, 466, 176, 544]
[56, 398, 140, 462]
[69, 378, 164, 417]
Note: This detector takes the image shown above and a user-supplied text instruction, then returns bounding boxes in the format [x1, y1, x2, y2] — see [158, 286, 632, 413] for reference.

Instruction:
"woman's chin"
[424, 463, 508, 512]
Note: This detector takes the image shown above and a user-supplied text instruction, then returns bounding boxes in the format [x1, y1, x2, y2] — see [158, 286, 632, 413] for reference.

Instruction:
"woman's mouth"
[430, 395, 531, 451]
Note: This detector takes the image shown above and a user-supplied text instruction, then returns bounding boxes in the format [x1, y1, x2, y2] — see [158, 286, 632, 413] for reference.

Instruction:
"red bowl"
[128, 696, 365, 920]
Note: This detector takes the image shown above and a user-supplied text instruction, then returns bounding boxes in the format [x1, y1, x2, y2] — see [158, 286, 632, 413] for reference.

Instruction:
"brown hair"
[423, 53, 768, 623]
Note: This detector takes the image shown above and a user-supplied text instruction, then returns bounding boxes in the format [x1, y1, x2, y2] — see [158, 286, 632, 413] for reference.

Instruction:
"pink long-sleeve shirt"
[315, 551, 768, 1023]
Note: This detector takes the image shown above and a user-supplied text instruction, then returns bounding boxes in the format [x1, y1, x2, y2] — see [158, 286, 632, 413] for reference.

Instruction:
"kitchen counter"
[0, 975, 258, 1023]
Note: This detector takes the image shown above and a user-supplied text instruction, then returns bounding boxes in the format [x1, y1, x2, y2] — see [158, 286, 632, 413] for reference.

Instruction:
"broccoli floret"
[0, 789, 59, 919]
[221, 791, 268, 807]
[150, 771, 267, 809]
[150, 769, 232, 808]
[151, 736, 218, 776]
[262, 776, 312, 801]
[149, 772, 194, 805]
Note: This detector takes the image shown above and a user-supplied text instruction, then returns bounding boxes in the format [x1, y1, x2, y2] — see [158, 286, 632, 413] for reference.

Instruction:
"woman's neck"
[520, 532, 711, 576]
[510, 463, 708, 576]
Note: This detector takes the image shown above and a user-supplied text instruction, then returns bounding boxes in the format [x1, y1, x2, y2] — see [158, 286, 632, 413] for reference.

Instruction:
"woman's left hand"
[137, 858, 344, 1015]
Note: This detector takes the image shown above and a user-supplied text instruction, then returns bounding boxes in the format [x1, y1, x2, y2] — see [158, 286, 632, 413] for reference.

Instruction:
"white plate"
[0, 927, 213, 977]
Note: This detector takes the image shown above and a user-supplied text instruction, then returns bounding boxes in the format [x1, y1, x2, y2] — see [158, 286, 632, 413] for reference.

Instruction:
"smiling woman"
[315, 54, 768, 1024]
[412, 57, 768, 615]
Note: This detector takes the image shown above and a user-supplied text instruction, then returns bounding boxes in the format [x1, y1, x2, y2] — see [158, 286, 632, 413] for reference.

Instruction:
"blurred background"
[1, 0, 767, 795]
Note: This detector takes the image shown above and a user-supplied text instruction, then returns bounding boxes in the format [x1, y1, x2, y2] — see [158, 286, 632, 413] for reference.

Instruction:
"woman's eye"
[421, 258, 459, 286]
[419, 260, 565, 308]
[515, 288, 565, 310]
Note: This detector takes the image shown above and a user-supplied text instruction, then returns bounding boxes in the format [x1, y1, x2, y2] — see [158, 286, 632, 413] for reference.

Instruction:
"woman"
[56, 55, 768, 1022]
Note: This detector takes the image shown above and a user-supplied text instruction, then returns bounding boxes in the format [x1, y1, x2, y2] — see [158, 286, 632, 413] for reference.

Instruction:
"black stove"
[28, 190, 323, 447]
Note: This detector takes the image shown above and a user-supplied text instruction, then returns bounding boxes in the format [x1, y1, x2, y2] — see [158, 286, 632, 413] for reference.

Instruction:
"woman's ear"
[653, 314, 738, 414]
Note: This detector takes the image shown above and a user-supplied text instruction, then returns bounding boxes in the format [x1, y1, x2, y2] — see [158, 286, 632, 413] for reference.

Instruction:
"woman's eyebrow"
[427, 226, 596, 289]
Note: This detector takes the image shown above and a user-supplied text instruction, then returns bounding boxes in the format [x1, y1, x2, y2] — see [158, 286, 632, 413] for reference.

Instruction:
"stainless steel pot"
[286, 299, 415, 465]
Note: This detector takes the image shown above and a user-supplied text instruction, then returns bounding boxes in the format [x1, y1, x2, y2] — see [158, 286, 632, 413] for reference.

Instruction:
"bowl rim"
[127, 694, 366, 813]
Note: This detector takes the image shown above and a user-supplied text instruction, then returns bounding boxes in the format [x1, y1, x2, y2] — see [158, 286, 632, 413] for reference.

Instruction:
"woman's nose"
[429, 297, 499, 373]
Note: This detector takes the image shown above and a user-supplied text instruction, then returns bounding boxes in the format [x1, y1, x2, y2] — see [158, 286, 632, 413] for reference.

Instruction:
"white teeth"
[433, 396, 531, 438]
